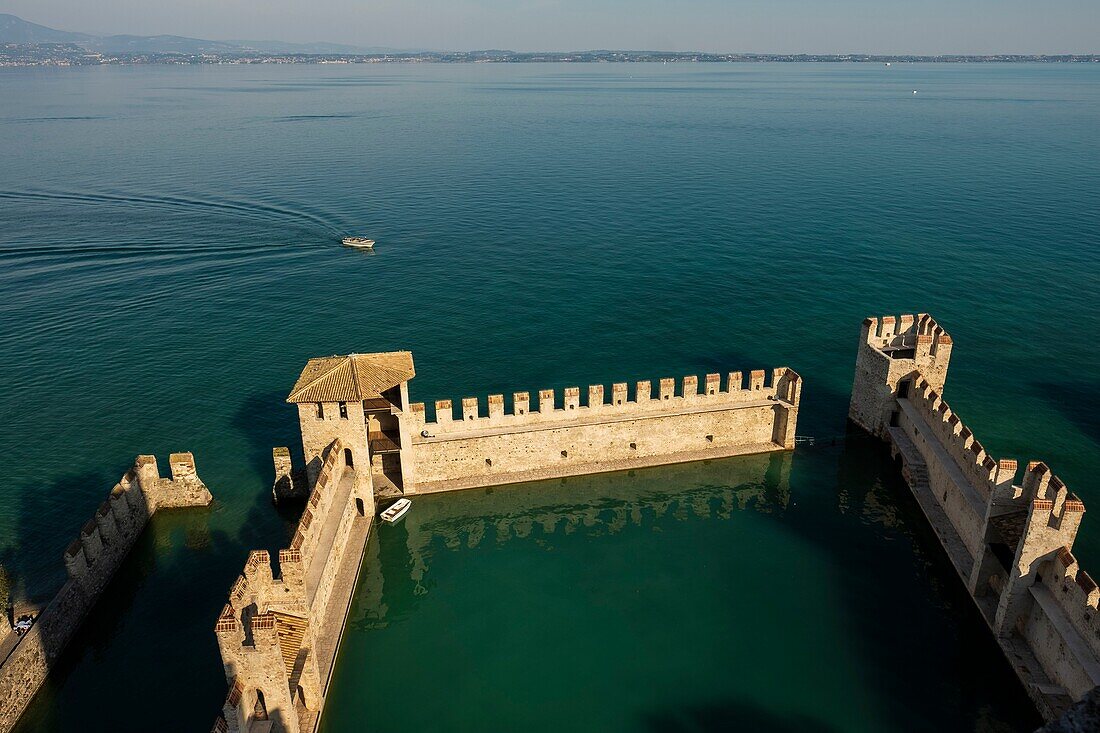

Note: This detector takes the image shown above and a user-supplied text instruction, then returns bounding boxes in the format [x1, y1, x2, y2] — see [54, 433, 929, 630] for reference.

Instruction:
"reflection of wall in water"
[350, 453, 791, 628]
[834, 431, 905, 531]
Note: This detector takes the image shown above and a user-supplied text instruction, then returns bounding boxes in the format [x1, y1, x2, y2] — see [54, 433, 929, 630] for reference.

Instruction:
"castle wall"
[0, 455, 211, 733]
[296, 402, 373, 511]
[1022, 550, 1100, 700]
[215, 438, 372, 733]
[216, 357, 802, 732]
[406, 368, 800, 493]
[851, 314, 1099, 721]
[849, 314, 952, 437]
[896, 382, 994, 565]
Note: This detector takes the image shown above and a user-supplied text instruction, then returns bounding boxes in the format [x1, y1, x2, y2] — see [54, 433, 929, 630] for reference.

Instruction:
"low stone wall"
[407, 367, 801, 493]
[0, 454, 211, 733]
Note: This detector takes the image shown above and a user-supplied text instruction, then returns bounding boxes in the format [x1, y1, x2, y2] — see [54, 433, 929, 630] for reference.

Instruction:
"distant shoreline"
[3, 45, 1099, 68]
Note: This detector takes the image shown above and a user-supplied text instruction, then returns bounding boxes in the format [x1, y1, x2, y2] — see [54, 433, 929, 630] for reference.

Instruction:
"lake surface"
[1, 62, 1097, 731]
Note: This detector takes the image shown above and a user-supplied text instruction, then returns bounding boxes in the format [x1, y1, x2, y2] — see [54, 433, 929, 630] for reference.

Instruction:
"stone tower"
[848, 314, 953, 438]
[284, 351, 417, 513]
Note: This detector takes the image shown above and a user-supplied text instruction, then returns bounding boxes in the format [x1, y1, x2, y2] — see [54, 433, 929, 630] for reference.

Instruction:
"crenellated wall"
[215, 438, 371, 733]
[851, 314, 1099, 721]
[405, 367, 801, 493]
[215, 351, 803, 732]
[0, 454, 211, 733]
[849, 313, 952, 437]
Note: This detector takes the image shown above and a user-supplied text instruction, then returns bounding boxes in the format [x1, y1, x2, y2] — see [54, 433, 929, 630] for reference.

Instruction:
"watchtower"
[286, 351, 417, 511]
[848, 314, 952, 438]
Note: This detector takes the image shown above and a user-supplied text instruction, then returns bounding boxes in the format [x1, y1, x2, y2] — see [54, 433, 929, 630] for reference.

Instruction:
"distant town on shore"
[4, 45, 1099, 67]
[1, 13, 1096, 67]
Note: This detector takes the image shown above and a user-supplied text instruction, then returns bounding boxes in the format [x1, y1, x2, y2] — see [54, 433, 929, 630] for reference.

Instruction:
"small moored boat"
[381, 498, 411, 523]
[342, 236, 375, 249]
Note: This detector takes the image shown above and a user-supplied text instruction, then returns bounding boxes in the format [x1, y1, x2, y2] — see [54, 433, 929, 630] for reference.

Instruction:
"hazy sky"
[7, 0, 1099, 53]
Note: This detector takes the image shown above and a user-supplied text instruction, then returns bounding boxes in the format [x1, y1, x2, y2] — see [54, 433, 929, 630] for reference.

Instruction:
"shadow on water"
[12, 493, 288, 733]
[821, 431, 1041, 731]
[641, 699, 839, 733]
[0, 469, 115, 604]
[3, 389, 312, 732]
[1033, 380, 1100, 447]
[232, 391, 305, 484]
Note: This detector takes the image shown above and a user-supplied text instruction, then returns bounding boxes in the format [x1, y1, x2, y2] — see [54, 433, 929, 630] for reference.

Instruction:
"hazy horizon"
[4, 1, 1099, 55]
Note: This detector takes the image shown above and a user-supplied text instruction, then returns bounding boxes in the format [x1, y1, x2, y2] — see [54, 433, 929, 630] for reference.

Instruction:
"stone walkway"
[304, 474, 356, 606]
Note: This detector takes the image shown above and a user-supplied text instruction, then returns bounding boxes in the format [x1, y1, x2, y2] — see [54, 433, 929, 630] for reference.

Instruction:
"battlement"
[138, 452, 213, 511]
[410, 367, 801, 435]
[850, 314, 1100, 716]
[907, 378, 1004, 499]
[1036, 547, 1100, 681]
[859, 313, 953, 359]
[2, 452, 213, 733]
[850, 314, 952, 437]
[213, 433, 364, 733]
[1025, 465, 1086, 534]
[63, 454, 210, 589]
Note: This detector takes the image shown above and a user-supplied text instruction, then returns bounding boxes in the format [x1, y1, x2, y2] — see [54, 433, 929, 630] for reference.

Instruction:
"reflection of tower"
[764, 451, 793, 509]
[348, 531, 388, 629]
[832, 423, 904, 529]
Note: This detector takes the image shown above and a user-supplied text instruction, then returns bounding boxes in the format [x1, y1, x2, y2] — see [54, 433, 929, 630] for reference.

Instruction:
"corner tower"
[286, 351, 416, 511]
[848, 314, 952, 438]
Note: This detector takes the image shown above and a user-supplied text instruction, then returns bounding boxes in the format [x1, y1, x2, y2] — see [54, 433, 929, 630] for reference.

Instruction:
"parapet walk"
[850, 314, 1100, 721]
[219, 355, 802, 733]
[0, 453, 212, 733]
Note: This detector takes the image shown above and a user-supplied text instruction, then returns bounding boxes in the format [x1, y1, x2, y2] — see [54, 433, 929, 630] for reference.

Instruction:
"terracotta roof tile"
[287, 352, 414, 403]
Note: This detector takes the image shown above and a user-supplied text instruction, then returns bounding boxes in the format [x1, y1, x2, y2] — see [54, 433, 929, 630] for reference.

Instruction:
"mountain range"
[0, 13, 408, 55]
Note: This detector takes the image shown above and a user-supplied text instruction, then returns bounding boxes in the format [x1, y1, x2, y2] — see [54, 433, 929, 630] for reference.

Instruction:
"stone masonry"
[0, 453, 212, 733]
[849, 314, 1100, 721]
[214, 352, 801, 733]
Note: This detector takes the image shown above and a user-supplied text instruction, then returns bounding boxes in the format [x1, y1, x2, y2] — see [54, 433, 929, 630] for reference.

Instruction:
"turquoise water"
[1, 62, 1097, 731]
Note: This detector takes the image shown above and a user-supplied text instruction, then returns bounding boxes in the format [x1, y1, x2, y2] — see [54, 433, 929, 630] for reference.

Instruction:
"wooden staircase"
[270, 612, 309, 679]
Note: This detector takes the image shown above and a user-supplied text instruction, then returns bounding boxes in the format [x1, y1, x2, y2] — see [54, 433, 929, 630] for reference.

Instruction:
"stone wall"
[407, 367, 801, 493]
[295, 402, 375, 514]
[215, 357, 803, 733]
[0, 455, 211, 733]
[851, 314, 1100, 720]
[848, 313, 952, 437]
[215, 438, 370, 733]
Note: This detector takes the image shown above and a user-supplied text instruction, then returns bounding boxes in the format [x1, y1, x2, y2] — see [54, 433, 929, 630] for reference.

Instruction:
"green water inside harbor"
[322, 452, 1040, 732]
[1, 62, 1097, 731]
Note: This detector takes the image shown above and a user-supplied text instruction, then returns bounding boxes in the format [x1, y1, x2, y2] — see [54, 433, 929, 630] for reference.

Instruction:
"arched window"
[344, 448, 354, 467]
[254, 689, 269, 721]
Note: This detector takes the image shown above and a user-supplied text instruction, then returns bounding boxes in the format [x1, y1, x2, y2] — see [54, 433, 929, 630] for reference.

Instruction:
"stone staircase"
[887, 426, 927, 486]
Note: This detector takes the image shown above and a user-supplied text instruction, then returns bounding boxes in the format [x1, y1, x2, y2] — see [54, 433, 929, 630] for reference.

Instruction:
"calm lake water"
[1, 62, 1097, 732]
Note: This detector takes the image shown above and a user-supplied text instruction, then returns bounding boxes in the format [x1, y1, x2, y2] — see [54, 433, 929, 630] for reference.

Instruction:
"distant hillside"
[0, 13, 406, 55]
[0, 13, 94, 45]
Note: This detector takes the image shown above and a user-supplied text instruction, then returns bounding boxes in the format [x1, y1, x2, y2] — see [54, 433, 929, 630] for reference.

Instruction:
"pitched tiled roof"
[287, 352, 414, 403]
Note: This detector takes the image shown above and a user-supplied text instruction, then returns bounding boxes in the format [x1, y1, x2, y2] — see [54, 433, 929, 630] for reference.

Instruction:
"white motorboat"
[381, 498, 411, 523]
[342, 236, 375, 249]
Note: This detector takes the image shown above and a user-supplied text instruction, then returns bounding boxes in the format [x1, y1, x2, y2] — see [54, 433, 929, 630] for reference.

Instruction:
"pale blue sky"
[6, 0, 1098, 53]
